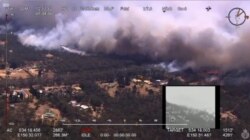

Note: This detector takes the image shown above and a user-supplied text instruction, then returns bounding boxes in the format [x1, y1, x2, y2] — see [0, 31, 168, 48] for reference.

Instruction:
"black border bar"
[162, 85, 166, 129]
[215, 85, 220, 129]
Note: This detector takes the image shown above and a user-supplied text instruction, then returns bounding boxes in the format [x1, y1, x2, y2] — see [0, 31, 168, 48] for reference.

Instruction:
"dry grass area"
[28, 68, 39, 76]
[0, 69, 28, 79]
[35, 103, 62, 121]
[126, 82, 160, 96]
[0, 68, 39, 79]
[220, 111, 238, 123]
[11, 69, 30, 78]
[98, 81, 160, 97]
[0, 70, 5, 77]
[97, 81, 118, 97]
[28, 98, 38, 109]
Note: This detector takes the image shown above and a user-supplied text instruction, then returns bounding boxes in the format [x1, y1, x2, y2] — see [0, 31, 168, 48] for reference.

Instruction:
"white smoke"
[61, 45, 86, 55]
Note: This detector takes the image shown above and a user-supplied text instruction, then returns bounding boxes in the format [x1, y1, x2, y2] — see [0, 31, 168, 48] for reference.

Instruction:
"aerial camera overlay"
[0, 0, 249, 139]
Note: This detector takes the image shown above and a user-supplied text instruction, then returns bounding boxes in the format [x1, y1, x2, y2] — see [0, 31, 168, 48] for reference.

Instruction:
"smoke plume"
[1, 1, 250, 70]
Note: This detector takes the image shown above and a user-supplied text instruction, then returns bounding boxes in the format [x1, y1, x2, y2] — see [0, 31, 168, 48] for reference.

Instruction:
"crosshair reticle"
[226, 7, 249, 26]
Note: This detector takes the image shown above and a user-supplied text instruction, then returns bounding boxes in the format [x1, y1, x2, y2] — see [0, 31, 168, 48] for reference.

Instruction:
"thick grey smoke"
[2, 1, 250, 70]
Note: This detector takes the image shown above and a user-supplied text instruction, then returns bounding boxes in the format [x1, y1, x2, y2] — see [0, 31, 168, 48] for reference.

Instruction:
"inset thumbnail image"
[165, 86, 215, 129]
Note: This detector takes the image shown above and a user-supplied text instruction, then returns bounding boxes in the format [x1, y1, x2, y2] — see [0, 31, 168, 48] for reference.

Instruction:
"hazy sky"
[166, 86, 216, 114]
